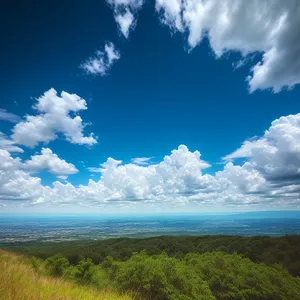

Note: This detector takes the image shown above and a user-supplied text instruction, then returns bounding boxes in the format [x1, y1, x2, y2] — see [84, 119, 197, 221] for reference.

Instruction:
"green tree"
[73, 258, 97, 284]
[45, 254, 70, 277]
[111, 251, 215, 300]
[185, 252, 300, 300]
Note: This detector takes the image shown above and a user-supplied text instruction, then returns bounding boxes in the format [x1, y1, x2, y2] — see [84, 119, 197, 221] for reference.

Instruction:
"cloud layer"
[1, 111, 300, 210]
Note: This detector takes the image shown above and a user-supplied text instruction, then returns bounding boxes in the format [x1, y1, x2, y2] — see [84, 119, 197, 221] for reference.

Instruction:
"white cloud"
[155, 0, 300, 93]
[0, 109, 21, 123]
[11, 88, 97, 148]
[88, 167, 102, 173]
[40, 145, 213, 205]
[81, 42, 120, 75]
[0, 148, 76, 204]
[0, 149, 47, 202]
[107, 0, 144, 38]
[131, 157, 153, 165]
[23, 148, 78, 176]
[224, 113, 300, 184]
[0, 132, 23, 153]
[223, 139, 269, 162]
[156, 0, 183, 31]
[115, 9, 134, 38]
[2, 113, 300, 210]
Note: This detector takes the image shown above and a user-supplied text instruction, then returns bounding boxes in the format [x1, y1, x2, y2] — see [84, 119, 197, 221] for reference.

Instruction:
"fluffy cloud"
[0, 149, 46, 202]
[224, 113, 300, 184]
[24, 148, 78, 176]
[156, 0, 183, 31]
[107, 0, 144, 38]
[0, 132, 23, 153]
[11, 88, 97, 148]
[1, 113, 300, 210]
[0, 109, 21, 123]
[37, 145, 214, 205]
[81, 42, 120, 75]
[154, 0, 300, 92]
[0, 148, 77, 203]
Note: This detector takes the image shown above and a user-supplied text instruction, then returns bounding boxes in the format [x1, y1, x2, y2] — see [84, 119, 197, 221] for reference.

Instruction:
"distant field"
[1, 212, 300, 244]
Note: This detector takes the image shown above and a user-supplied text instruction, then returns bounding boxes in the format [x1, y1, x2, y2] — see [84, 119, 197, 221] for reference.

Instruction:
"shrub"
[185, 252, 300, 300]
[111, 251, 215, 300]
[45, 254, 70, 277]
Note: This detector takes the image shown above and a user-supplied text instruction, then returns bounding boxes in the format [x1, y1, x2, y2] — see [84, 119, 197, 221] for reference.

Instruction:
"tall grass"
[0, 250, 133, 300]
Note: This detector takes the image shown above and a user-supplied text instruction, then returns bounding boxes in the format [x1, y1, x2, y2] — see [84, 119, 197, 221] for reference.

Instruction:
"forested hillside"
[1, 248, 300, 300]
[5, 235, 300, 276]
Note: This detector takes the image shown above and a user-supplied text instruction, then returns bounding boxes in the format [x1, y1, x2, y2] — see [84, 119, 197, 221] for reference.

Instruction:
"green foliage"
[184, 252, 300, 300]
[6, 235, 300, 276]
[99, 251, 300, 300]
[23, 249, 300, 300]
[73, 258, 95, 284]
[0, 250, 134, 300]
[4, 235, 300, 300]
[45, 254, 70, 277]
[106, 251, 300, 300]
[62, 258, 110, 290]
[25, 256, 44, 272]
[110, 250, 215, 300]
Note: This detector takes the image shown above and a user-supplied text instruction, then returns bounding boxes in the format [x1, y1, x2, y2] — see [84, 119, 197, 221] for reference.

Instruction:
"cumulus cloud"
[107, 0, 144, 38]
[154, 0, 300, 92]
[23, 148, 78, 176]
[38, 145, 214, 205]
[0, 149, 47, 202]
[0, 109, 21, 123]
[11, 88, 97, 148]
[223, 113, 300, 184]
[0, 148, 77, 203]
[2, 113, 300, 210]
[81, 42, 120, 75]
[0, 132, 23, 153]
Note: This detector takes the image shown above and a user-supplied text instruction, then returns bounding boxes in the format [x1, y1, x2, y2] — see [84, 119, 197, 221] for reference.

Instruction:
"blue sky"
[1, 0, 300, 213]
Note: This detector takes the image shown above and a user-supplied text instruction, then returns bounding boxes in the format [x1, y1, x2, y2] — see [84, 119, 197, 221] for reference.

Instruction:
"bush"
[111, 250, 215, 300]
[45, 254, 70, 277]
[63, 258, 110, 289]
[185, 252, 300, 300]
[73, 258, 96, 284]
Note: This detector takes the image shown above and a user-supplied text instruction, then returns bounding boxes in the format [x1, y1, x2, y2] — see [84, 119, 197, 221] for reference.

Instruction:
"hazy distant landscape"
[2, 212, 300, 244]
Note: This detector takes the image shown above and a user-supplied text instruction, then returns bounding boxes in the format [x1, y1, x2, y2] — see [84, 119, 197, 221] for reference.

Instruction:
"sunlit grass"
[0, 250, 134, 300]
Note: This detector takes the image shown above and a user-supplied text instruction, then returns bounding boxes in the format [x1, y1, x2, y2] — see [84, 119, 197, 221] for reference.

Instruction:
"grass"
[0, 250, 134, 300]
